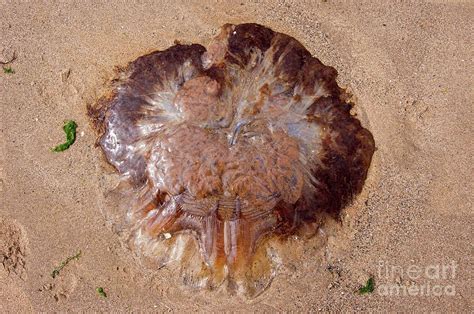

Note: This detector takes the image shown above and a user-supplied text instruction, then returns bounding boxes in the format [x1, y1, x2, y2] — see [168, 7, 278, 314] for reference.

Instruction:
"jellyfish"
[88, 23, 375, 297]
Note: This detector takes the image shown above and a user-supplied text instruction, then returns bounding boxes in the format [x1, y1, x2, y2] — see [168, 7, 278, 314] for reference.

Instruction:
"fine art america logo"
[377, 260, 457, 297]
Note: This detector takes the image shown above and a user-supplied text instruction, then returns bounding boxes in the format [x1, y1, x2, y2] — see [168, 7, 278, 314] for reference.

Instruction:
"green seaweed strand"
[51, 250, 82, 278]
[358, 277, 375, 294]
[52, 120, 77, 152]
[96, 287, 107, 298]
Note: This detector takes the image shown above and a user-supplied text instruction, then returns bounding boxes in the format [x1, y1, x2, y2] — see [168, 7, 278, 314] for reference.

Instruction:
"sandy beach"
[1, 0, 472, 311]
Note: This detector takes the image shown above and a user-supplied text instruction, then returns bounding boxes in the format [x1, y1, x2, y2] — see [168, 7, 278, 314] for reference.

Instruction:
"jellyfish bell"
[88, 23, 375, 298]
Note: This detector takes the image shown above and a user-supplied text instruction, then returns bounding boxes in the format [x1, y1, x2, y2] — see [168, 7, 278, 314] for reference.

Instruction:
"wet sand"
[1, 0, 472, 311]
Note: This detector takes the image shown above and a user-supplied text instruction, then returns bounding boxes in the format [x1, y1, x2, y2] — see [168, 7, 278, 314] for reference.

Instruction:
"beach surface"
[1, 0, 472, 311]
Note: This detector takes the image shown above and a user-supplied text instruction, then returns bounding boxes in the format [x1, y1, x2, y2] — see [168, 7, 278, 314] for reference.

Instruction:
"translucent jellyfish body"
[89, 23, 375, 297]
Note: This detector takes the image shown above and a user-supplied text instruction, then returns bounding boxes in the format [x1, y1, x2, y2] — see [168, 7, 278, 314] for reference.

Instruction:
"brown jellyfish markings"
[88, 23, 375, 297]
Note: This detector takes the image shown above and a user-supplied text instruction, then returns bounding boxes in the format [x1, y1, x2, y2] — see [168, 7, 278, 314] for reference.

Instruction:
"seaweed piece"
[52, 120, 77, 152]
[96, 287, 107, 298]
[358, 277, 375, 294]
[51, 250, 82, 278]
[3, 66, 14, 74]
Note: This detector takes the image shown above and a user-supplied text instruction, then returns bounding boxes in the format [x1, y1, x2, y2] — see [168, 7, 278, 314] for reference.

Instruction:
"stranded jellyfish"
[88, 23, 375, 297]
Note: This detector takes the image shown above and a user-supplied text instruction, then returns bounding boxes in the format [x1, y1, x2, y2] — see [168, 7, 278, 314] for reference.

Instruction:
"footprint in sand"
[0, 217, 28, 280]
[39, 272, 78, 302]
